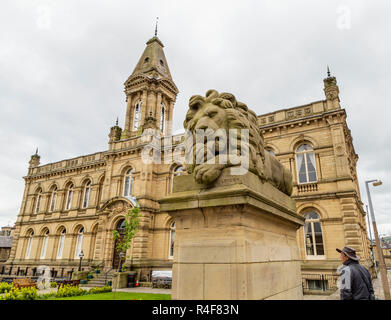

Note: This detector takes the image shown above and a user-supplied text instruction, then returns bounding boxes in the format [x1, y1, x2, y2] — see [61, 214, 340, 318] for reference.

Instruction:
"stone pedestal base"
[160, 170, 304, 300]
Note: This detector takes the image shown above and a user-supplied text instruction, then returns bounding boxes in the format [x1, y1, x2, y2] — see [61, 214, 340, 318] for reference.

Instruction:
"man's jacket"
[339, 259, 374, 300]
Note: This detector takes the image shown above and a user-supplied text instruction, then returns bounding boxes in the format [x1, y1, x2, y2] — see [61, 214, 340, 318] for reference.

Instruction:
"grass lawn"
[47, 291, 171, 300]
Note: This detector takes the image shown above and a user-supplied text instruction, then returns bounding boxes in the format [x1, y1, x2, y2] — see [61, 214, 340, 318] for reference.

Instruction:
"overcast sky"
[1, 0, 390, 237]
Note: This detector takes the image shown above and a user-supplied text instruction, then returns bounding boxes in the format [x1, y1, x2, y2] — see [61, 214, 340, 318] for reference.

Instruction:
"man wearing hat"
[337, 246, 375, 300]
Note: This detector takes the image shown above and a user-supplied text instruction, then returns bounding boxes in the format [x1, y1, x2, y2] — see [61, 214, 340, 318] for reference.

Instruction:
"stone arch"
[297, 203, 328, 220]
[264, 142, 280, 155]
[118, 162, 136, 176]
[290, 135, 318, 152]
[80, 175, 93, 186]
[48, 182, 58, 191]
[72, 223, 85, 234]
[55, 224, 67, 235]
[24, 227, 36, 237]
[100, 197, 134, 215]
[38, 225, 51, 235]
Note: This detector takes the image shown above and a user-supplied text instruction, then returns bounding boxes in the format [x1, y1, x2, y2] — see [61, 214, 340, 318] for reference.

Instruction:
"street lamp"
[365, 179, 391, 300]
[78, 250, 84, 272]
[118, 251, 126, 272]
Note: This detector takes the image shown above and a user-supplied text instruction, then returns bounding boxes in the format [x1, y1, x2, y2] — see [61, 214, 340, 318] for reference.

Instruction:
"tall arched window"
[25, 231, 34, 259]
[169, 221, 176, 259]
[133, 100, 142, 130]
[35, 189, 42, 214]
[160, 103, 165, 133]
[296, 144, 317, 183]
[123, 168, 134, 197]
[304, 212, 325, 257]
[40, 230, 49, 259]
[57, 228, 66, 259]
[82, 180, 91, 209]
[65, 184, 74, 210]
[75, 227, 84, 258]
[49, 186, 57, 212]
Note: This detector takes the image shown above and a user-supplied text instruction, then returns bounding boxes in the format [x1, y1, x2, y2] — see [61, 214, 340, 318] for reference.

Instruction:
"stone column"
[160, 170, 304, 300]
[141, 89, 148, 126]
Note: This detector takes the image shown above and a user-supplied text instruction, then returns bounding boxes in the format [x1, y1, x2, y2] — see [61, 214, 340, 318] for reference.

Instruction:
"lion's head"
[183, 89, 266, 183]
[182, 89, 293, 195]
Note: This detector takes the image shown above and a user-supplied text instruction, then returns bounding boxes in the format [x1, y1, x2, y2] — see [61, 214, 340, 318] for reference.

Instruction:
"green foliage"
[55, 284, 87, 298]
[0, 286, 38, 300]
[112, 206, 141, 256]
[88, 286, 112, 295]
[0, 282, 12, 293]
[50, 281, 58, 288]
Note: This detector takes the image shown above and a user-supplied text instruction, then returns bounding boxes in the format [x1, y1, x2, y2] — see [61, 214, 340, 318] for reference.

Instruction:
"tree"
[112, 206, 141, 271]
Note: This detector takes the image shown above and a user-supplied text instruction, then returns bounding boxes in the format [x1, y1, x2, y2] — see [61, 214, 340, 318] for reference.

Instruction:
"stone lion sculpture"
[183, 89, 293, 196]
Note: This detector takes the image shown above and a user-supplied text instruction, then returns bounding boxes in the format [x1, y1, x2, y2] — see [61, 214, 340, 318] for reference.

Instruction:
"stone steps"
[83, 271, 114, 287]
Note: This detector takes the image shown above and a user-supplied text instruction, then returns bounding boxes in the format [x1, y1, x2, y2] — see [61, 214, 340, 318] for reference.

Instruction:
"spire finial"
[35, 148, 38, 155]
[327, 65, 331, 77]
[154, 17, 159, 37]
[116, 117, 119, 126]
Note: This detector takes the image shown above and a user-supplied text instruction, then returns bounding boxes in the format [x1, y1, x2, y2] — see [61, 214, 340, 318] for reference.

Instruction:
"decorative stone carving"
[183, 89, 293, 195]
[106, 200, 131, 215]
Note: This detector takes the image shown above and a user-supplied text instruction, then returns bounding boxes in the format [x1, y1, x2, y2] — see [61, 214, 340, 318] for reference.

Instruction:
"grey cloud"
[0, 0, 390, 234]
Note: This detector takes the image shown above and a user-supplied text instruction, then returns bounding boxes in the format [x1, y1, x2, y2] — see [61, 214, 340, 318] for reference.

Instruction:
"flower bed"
[0, 281, 112, 300]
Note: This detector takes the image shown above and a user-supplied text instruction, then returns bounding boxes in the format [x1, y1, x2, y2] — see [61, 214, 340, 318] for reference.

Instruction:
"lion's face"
[184, 102, 229, 132]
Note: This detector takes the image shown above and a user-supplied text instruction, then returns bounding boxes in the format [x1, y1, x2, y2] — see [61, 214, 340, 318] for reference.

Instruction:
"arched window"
[35, 189, 42, 214]
[133, 100, 142, 130]
[49, 186, 57, 212]
[82, 180, 91, 209]
[296, 144, 317, 183]
[25, 231, 34, 259]
[266, 149, 275, 156]
[75, 227, 84, 258]
[57, 228, 66, 259]
[169, 221, 176, 259]
[160, 103, 165, 133]
[116, 219, 126, 231]
[123, 168, 134, 197]
[40, 230, 49, 259]
[65, 184, 74, 210]
[304, 212, 325, 257]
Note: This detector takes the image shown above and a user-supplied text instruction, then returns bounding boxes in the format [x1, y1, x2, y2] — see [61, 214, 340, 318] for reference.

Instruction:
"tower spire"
[154, 17, 159, 37]
[327, 65, 331, 77]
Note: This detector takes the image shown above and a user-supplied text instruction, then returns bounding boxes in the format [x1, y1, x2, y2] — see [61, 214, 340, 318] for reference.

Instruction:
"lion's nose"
[194, 118, 209, 131]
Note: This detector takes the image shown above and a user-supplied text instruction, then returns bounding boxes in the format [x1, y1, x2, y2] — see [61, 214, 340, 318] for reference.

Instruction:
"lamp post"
[365, 179, 390, 300]
[118, 251, 126, 272]
[78, 250, 84, 272]
[366, 204, 377, 274]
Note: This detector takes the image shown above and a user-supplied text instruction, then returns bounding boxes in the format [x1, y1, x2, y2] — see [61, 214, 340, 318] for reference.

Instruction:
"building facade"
[1, 36, 372, 289]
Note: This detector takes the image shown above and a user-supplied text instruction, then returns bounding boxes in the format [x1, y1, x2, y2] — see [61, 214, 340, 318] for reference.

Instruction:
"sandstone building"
[0, 35, 372, 291]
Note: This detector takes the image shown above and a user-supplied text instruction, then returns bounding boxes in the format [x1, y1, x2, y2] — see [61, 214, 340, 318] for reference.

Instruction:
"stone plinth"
[159, 170, 304, 300]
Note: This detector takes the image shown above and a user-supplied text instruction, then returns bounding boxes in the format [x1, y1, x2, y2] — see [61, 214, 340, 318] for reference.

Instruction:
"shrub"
[0, 287, 38, 300]
[50, 281, 58, 288]
[88, 286, 112, 295]
[0, 282, 13, 293]
[56, 284, 87, 298]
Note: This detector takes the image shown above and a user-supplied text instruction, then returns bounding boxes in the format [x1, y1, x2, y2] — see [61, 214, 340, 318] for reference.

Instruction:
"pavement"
[303, 270, 391, 300]
[17, 270, 391, 299]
